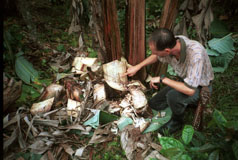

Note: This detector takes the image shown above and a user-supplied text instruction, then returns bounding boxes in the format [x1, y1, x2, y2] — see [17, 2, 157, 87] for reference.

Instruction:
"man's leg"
[159, 87, 201, 134]
[148, 86, 173, 111]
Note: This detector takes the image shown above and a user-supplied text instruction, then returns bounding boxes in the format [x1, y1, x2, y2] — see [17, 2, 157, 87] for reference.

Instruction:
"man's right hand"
[123, 65, 141, 77]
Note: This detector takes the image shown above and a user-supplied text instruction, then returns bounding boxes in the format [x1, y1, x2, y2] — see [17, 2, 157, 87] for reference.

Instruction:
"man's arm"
[124, 54, 158, 76]
[150, 76, 196, 96]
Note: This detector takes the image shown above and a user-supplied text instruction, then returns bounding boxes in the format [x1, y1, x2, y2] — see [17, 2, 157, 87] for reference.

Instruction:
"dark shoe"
[158, 118, 183, 135]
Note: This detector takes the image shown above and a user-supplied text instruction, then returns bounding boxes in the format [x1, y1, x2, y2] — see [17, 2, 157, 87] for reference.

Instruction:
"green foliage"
[232, 141, 238, 160]
[167, 64, 177, 76]
[56, 44, 66, 52]
[207, 34, 237, 73]
[187, 25, 197, 39]
[3, 25, 24, 67]
[145, 0, 164, 38]
[205, 109, 238, 160]
[208, 34, 235, 54]
[17, 84, 40, 104]
[15, 152, 42, 160]
[212, 109, 227, 129]
[159, 114, 238, 160]
[182, 125, 194, 145]
[15, 51, 39, 84]
[144, 107, 172, 133]
[87, 47, 97, 58]
[3, 30, 15, 65]
[146, 0, 164, 17]
[160, 137, 185, 150]
[16, 78, 51, 105]
[159, 125, 194, 160]
[210, 19, 230, 38]
[92, 136, 126, 160]
[208, 150, 219, 160]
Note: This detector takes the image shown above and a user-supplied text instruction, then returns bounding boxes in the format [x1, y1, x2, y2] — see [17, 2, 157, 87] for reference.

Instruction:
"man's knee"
[166, 90, 181, 106]
[148, 98, 168, 111]
[166, 90, 188, 115]
[148, 98, 158, 110]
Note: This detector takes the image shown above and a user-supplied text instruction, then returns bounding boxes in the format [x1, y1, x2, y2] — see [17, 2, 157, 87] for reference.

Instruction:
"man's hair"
[148, 28, 176, 51]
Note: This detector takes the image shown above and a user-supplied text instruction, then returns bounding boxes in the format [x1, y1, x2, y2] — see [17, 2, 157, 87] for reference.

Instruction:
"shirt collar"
[178, 37, 186, 63]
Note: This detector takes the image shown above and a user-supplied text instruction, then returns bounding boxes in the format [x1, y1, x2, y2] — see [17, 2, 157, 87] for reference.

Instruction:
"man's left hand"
[150, 77, 161, 89]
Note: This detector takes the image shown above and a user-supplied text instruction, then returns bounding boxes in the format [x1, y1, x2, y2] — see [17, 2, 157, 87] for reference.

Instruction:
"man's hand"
[123, 65, 141, 77]
[150, 77, 161, 89]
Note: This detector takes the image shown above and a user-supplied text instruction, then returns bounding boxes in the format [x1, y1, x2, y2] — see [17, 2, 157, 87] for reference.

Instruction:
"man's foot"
[158, 118, 183, 135]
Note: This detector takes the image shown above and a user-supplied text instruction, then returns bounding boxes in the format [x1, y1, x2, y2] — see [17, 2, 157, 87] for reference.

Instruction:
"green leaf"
[190, 143, 217, 152]
[159, 137, 185, 151]
[210, 20, 230, 38]
[16, 84, 41, 104]
[83, 110, 119, 129]
[56, 44, 65, 52]
[161, 147, 183, 159]
[207, 33, 236, 73]
[208, 34, 235, 54]
[16, 51, 24, 57]
[213, 109, 227, 128]
[87, 47, 97, 58]
[226, 121, 238, 130]
[180, 154, 192, 160]
[117, 117, 133, 131]
[182, 125, 194, 145]
[194, 131, 206, 143]
[232, 141, 238, 160]
[206, 48, 220, 56]
[15, 55, 39, 84]
[208, 150, 219, 160]
[99, 110, 119, 125]
[83, 110, 100, 128]
[167, 64, 177, 76]
[143, 107, 172, 133]
[30, 153, 42, 160]
[15, 152, 42, 160]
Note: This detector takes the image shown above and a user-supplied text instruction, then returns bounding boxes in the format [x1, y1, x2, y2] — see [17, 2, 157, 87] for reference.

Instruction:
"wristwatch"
[160, 74, 165, 83]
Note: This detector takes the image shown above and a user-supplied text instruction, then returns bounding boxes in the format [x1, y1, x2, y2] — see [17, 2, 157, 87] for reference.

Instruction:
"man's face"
[149, 43, 170, 57]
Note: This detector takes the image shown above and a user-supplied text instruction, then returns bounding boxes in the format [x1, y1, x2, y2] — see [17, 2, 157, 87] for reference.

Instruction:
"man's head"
[148, 28, 177, 57]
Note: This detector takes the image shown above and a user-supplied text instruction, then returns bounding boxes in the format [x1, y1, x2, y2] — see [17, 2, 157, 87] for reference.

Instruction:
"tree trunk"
[150, 0, 179, 76]
[90, 0, 107, 63]
[102, 0, 123, 62]
[125, 0, 147, 81]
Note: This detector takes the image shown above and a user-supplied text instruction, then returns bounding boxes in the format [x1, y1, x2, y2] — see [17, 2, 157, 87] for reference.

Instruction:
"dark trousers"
[148, 85, 212, 118]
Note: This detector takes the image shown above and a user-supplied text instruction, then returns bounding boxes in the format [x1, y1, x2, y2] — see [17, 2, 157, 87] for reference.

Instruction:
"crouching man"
[124, 28, 214, 134]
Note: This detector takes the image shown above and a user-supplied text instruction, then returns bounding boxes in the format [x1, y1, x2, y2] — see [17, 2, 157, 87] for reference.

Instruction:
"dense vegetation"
[3, 0, 238, 159]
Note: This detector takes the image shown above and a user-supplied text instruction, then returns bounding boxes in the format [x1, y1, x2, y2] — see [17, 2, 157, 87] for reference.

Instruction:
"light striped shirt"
[158, 35, 214, 88]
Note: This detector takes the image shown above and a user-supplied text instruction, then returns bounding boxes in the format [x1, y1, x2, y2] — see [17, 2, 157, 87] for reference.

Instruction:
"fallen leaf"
[61, 144, 74, 156]
[30, 97, 55, 115]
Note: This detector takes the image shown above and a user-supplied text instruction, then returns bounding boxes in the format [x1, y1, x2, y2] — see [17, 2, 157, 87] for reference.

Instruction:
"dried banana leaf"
[72, 57, 100, 74]
[103, 60, 128, 91]
[130, 88, 147, 109]
[67, 99, 81, 118]
[93, 83, 106, 103]
[38, 84, 64, 101]
[30, 97, 54, 115]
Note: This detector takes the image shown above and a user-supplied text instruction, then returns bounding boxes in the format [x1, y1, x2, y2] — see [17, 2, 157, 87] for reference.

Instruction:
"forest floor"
[3, 0, 238, 160]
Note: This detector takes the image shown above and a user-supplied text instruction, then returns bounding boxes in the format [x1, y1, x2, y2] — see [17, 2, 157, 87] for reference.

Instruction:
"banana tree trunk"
[102, 0, 123, 62]
[150, 0, 179, 76]
[125, 0, 147, 81]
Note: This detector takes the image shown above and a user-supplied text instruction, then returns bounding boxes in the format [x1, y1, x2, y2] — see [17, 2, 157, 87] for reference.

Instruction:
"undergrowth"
[3, 0, 238, 159]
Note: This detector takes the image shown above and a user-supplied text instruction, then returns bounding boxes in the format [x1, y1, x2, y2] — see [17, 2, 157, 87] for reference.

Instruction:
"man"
[124, 28, 214, 134]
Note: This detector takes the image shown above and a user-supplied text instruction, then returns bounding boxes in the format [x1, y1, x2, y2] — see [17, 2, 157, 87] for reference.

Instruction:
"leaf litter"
[4, 53, 171, 160]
